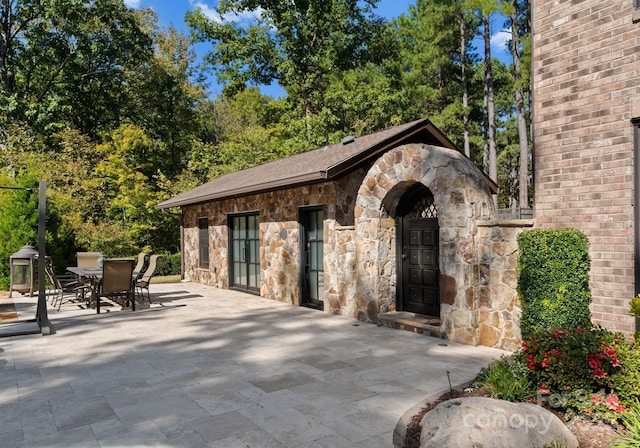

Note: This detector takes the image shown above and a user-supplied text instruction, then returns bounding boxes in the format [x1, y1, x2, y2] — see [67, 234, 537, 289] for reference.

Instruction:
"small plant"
[630, 295, 640, 344]
[630, 296, 640, 317]
[475, 355, 535, 402]
[613, 400, 640, 447]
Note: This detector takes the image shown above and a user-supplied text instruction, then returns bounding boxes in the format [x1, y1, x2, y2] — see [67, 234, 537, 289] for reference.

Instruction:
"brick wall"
[532, 0, 640, 333]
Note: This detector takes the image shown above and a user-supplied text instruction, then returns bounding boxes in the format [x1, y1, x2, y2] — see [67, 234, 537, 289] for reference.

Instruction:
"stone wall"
[353, 143, 527, 351]
[181, 143, 529, 351]
[532, 0, 638, 334]
[182, 170, 366, 309]
[477, 220, 533, 351]
[182, 183, 338, 305]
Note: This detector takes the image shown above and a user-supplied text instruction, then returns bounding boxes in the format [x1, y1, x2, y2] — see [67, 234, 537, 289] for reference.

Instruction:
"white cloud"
[123, 0, 142, 8]
[193, 2, 222, 22]
[193, 1, 263, 24]
[491, 27, 512, 54]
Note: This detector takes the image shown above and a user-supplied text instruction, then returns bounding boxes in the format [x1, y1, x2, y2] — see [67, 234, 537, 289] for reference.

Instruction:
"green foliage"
[396, 0, 469, 121]
[186, 0, 390, 117]
[475, 355, 535, 402]
[0, 173, 74, 288]
[0, 0, 533, 277]
[478, 327, 640, 426]
[630, 296, 640, 344]
[2, 0, 154, 138]
[517, 229, 592, 339]
[613, 401, 640, 447]
[155, 253, 181, 276]
[630, 296, 640, 317]
[520, 327, 640, 423]
[0, 180, 39, 289]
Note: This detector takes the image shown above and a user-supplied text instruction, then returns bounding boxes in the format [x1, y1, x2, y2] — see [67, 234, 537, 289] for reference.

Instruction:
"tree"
[204, 88, 288, 177]
[0, 0, 44, 96]
[1, 0, 153, 137]
[186, 0, 389, 124]
[0, 177, 39, 289]
[90, 124, 179, 253]
[507, 0, 531, 208]
[459, 4, 477, 157]
[125, 18, 206, 179]
[465, 0, 503, 188]
[395, 0, 487, 155]
[396, 0, 464, 125]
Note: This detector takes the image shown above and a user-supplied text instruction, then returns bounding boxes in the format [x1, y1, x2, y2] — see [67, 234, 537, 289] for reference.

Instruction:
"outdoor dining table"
[66, 265, 136, 314]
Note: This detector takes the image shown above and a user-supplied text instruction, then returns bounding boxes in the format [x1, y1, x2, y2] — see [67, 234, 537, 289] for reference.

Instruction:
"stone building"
[156, 1, 640, 351]
[532, 1, 640, 335]
[158, 119, 530, 351]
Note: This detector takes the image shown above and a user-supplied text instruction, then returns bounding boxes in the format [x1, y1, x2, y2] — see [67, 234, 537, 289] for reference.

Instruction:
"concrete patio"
[0, 282, 507, 447]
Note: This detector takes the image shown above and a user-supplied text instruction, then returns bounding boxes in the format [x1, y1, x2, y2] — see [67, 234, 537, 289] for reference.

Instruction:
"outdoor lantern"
[9, 244, 39, 298]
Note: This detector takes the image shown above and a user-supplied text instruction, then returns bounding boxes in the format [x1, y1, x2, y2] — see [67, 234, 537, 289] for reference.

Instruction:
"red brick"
[533, 0, 639, 336]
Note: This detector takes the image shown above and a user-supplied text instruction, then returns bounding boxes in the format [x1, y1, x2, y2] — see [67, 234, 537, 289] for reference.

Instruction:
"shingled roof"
[157, 118, 495, 210]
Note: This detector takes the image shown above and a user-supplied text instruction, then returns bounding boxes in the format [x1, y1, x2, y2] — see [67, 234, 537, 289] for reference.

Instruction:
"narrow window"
[198, 218, 209, 269]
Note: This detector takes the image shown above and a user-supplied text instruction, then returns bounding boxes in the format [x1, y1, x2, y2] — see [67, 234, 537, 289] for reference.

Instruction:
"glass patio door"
[300, 208, 324, 309]
[230, 214, 260, 293]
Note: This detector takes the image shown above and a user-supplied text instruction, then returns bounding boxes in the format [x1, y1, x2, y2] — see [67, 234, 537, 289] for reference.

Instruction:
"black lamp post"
[2, 181, 53, 335]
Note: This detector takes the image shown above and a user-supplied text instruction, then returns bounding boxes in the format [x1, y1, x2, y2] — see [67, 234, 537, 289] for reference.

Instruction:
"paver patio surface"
[0, 282, 507, 447]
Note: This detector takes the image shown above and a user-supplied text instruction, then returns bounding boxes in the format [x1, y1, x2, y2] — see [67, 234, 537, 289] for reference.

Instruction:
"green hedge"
[517, 228, 592, 339]
[154, 253, 181, 276]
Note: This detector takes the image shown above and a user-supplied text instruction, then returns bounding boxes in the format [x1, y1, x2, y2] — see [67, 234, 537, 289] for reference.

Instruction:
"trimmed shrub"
[517, 228, 592, 339]
[155, 253, 181, 276]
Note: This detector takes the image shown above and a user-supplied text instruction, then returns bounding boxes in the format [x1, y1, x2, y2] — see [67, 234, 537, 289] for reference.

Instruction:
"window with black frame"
[198, 218, 209, 269]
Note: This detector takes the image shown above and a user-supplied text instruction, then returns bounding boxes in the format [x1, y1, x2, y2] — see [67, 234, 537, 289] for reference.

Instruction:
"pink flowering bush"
[518, 326, 640, 422]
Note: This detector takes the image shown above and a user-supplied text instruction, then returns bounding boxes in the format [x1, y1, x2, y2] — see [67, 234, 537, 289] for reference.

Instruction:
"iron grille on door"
[408, 194, 437, 219]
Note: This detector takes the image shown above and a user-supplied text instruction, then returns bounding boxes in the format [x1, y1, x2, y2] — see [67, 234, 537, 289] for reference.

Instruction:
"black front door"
[399, 187, 440, 316]
[300, 208, 324, 309]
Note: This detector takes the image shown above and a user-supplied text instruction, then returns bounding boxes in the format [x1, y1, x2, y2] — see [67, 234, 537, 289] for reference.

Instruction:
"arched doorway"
[397, 184, 440, 316]
[354, 143, 497, 345]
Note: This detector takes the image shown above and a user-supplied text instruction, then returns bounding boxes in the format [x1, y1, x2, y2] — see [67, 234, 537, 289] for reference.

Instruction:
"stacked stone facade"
[532, 1, 640, 334]
[182, 143, 530, 351]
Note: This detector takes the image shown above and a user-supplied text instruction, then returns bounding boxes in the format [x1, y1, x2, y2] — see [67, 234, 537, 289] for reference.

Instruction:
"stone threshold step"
[377, 311, 446, 339]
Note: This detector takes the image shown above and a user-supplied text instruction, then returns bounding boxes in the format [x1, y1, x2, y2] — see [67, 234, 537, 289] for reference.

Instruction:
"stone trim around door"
[353, 143, 503, 347]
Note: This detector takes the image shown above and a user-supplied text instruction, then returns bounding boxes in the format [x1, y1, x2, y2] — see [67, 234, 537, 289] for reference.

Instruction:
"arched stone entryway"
[353, 143, 495, 345]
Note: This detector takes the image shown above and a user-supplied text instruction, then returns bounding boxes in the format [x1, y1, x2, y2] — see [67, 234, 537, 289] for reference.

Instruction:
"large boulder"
[420, 397, 579, 448]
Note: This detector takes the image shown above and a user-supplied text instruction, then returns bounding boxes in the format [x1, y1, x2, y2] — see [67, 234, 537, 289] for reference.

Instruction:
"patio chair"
[94, 259, 135, 313]
[135, 254, 161, 303]
[133, 252, 147, 279]
[76, 252, 102, 268]
[43, 259, 88, 310]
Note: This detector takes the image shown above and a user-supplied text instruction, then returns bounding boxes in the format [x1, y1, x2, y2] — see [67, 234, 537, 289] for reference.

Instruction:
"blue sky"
[123, 0, 512, 97]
